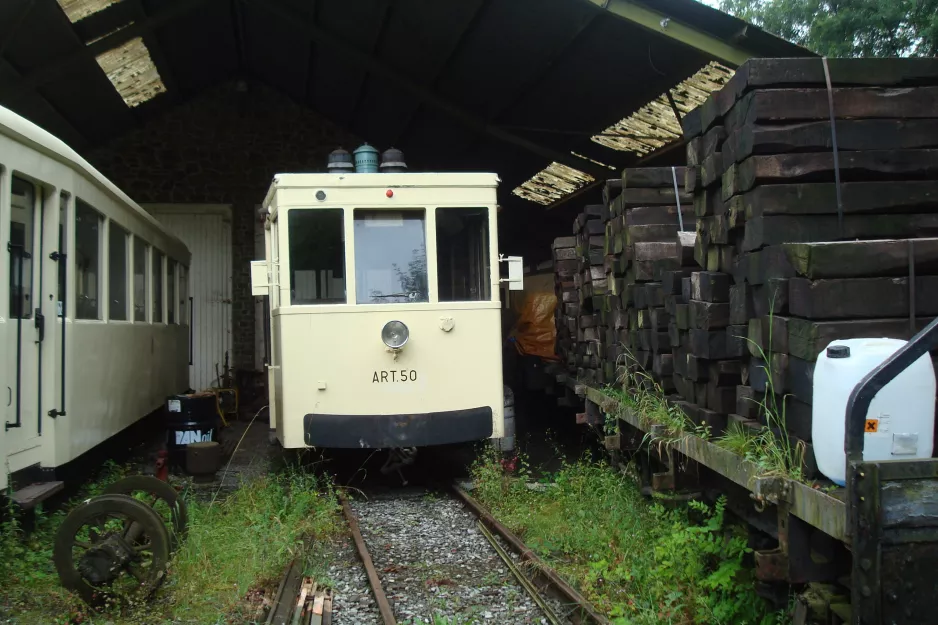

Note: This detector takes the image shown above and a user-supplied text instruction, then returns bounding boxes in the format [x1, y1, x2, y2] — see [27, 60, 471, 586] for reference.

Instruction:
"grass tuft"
[1, 461, 339, 624]
[471, 447, 785, 625]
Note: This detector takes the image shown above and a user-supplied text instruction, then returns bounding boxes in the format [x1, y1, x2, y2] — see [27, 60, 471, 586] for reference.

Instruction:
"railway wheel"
[53, 494, 172, 607]
[103, 475, 188, 545]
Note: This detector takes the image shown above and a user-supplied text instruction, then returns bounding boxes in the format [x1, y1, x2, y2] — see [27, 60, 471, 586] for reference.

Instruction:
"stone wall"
[89, 80, 360, 371]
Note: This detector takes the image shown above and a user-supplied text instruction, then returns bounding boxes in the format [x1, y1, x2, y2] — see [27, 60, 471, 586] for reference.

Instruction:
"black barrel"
[165, 392, 220, 467]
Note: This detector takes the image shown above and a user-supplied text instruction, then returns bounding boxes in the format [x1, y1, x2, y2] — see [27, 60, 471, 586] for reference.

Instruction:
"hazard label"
[865, 419, 879, 433]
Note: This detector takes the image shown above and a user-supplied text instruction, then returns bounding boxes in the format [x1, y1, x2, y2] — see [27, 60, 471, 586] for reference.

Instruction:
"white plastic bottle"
[812, 338, 935, 486]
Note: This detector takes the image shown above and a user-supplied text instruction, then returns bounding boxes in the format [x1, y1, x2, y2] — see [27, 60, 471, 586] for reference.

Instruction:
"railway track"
[264, 483, 608, 625]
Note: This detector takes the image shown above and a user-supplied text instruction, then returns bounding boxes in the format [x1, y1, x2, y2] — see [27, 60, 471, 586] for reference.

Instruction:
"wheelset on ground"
[53, 476, 189, 607]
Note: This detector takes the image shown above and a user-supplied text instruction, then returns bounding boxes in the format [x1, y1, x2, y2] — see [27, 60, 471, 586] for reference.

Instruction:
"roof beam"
[0, 0, 219, 105]
[0, 0, 36, 57]
[584, 0, 756, 66]
[245, 0, 610, 179]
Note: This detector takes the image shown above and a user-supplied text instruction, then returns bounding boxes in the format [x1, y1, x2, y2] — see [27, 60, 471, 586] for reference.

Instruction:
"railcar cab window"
[354, 210, 428, 305]
[288, 208, 346, 305]
[9, 177, 35, 320]
[167, 261, 176, 324]
[75, 199, 103, 320]
[436, 207, 490, 302]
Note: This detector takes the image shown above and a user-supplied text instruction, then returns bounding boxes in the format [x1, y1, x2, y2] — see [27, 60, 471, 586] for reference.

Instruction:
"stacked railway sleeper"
[550, 57, 938, 625]
[266, 486, 608, 625]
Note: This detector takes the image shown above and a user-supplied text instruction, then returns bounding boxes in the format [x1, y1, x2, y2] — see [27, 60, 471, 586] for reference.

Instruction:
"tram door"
[4, 176, 43, 468]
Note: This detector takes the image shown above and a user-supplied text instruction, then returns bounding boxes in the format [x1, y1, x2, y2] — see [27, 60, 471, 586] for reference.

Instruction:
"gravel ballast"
[325, 489, 573, 624]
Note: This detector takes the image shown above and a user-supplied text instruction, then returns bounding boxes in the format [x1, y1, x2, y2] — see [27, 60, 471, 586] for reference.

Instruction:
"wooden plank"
[789, 276, 938, 319]
[708, 360, 742, 387]
[730, 283, 753, 326]
[10, 481, 65, 510]
[742, 214, 938, 252]
[745, 247, 797, 285]
[690, 300, 730, 330]
[620, 187, 692, 207]
[697, 407, 728, 436]
[725, 87, 938, 131]
[691, 271, 731, 303]
[724, 150, 938, 199]
[782, 238, 938, 279]
[720, 58, 938, 116]
[752, 278, 789, 317]
[742, 181, 938, 219]
[787, 355, 815, 404]
[553, 236, 577, 249]
[675, 303, 690, 330]
[690, 329, 735, 360]
[731, 120, 938, 167]
[662, 269, 694, 295]
[623, 167, 686, 188]
[736, 385, 758, 419]
[726, 325, 747, 358]
[748, 315, 789, 356]
[627, 224, 681, 244]
[707, 385, 737, 414]
[787, 317, 932, 361]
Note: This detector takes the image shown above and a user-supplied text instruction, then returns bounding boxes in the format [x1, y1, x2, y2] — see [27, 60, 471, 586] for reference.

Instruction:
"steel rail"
[451, 483, 612, 625]
[338, 493, 397, 625]
[476, 520, 564, 625]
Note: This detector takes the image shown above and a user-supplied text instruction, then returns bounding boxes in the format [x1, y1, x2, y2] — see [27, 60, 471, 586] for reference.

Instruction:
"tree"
[718, 0, 938, 57]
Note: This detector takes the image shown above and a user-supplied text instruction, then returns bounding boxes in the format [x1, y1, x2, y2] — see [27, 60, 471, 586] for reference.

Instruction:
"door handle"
[6, 387, 11, 407]
[35, 309, 45, 343]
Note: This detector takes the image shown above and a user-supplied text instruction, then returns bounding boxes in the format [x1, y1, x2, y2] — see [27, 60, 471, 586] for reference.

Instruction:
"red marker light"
[386, 189, 394, 198]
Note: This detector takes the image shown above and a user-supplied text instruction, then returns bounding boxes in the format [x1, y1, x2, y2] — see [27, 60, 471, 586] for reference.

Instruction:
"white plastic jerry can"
[812, 338, 935, 486]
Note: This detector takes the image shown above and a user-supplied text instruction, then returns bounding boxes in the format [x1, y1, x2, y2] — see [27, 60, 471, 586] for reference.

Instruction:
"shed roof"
[0, 0, 811, 211]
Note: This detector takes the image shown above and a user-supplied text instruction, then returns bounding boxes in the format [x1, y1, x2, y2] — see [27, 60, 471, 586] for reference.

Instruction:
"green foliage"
[470, 448, 783, 624]
[0, 462, 339, 624]
[718, 0, 938, 57]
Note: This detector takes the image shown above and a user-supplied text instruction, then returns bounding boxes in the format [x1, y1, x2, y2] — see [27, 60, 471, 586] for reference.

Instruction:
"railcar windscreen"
[288, 208, 346, 305]
[353, 209, 428, 305]
[436, 207, 490, 302]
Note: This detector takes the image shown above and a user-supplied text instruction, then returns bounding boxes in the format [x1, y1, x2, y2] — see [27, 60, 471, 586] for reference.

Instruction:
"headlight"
[381, 320, 409, 349]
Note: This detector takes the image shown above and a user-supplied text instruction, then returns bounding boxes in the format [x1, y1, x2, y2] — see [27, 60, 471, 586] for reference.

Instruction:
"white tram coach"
[253, 159, 523, 451]
[0, 104, 190, 499]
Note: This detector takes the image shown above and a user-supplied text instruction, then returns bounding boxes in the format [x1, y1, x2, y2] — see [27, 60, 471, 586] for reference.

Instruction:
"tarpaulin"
[510, 290, 558, 360]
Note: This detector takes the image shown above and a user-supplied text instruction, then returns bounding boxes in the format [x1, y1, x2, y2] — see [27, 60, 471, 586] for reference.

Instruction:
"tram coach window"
[153, 250, 164, 322]
[436, 208, 490, 302]
[288, 208, 346, 305]
[75, 200, 103, 320]
[108, 222, 129, 321]
[9, 177, 34, 320]
[133, 237, 148, 321]
[354, 210, 428, 305]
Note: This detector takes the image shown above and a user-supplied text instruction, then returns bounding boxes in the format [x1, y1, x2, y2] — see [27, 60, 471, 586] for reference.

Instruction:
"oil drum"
[164, 392, 220, 467]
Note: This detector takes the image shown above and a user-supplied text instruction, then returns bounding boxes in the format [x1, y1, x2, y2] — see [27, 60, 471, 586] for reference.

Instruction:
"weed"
[0, 463, 340, 624]
[469, 446, 784, 625]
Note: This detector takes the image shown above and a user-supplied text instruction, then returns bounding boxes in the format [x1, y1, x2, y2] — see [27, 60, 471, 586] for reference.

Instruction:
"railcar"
[252, 162, 522, 454]
[0, 104, 190, 503]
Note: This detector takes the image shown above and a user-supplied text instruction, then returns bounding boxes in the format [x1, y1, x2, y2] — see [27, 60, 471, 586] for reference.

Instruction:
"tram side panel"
[272, 306, 504, 449]
[57, 323, 188, 466]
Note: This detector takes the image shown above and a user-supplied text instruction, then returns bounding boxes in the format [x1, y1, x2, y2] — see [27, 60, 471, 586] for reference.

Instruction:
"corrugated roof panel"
[95, 37, 166, 107]
[57, 0, 122, 23]
[591, 61, 734, 155]
[512, 162, 594, 206]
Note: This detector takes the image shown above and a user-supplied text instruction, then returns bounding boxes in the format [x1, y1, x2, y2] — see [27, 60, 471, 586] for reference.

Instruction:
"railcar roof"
[0, 103, 190, 263]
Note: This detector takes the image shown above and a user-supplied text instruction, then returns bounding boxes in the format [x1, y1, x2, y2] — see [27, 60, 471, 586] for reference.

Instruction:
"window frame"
[152, 248, 164, 323]
[434, 206, 492, 303]
[285, 207, 347, 306]
[351, 207, 430, 306]
[74, 198, 104, 321]
[107, 219, 131, 322]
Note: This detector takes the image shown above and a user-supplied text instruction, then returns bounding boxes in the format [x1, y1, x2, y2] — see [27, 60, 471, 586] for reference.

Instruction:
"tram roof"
[0, 0, 809, 213]
[0, 103, 190, 264]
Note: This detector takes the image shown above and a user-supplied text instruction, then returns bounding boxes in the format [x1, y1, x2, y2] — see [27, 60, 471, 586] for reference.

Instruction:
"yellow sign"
[865, 419, 879, 433]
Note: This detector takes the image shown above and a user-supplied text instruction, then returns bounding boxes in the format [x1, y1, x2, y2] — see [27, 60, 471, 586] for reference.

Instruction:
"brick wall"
[89, 80, 360, 371]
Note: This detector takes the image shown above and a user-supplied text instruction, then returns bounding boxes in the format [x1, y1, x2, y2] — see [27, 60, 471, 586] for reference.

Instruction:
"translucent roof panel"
[512, 162, 595, 206]
[590, 62, 735, 156]
[57, 0, 123, 23]
[95, 37, 166, 108]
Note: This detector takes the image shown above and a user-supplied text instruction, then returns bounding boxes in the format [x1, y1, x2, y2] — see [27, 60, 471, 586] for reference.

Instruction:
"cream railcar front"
[254, 172, 521, 449]
[0, 103, 190, 497]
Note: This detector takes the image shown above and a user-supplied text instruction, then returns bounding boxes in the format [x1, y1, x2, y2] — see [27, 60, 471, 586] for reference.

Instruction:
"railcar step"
[9, 481, 64, 510]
